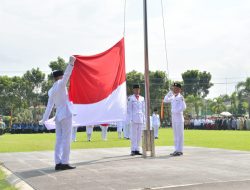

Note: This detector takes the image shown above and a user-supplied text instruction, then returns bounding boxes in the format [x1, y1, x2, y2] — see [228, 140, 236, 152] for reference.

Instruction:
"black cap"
[52, 70, 63, 78]
[133, 84, 140, 89]
[153, 108, 158, 112]
[173, 82, 181, 88]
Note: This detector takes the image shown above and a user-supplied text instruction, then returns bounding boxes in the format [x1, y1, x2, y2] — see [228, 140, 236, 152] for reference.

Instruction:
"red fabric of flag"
[69, 38, 125, 104]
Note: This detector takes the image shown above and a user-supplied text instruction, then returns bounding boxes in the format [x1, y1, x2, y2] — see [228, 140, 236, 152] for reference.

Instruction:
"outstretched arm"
[59, 56, 76, 87]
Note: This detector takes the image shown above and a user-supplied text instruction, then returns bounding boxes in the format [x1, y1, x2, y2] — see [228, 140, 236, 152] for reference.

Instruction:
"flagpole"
[142, 0, 155, 157]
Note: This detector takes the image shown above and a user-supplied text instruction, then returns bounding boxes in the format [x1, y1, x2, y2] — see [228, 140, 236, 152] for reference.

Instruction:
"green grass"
[0, 128, 250, 153]
[0, 169, 17, 190]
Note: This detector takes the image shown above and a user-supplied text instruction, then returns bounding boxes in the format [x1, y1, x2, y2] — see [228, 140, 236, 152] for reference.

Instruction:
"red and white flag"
[69, 38, 127, 126]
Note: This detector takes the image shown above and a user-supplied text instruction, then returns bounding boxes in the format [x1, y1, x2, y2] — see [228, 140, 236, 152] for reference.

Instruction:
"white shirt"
[127, 94, 145, 124]
[152, 113, 160, 126]
[164, 91, 186, 122]
[42, 63, 74, 123]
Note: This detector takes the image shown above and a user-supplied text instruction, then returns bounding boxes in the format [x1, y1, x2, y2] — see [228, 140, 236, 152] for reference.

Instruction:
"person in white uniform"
[86, 125, 94, 141]
[116, 121, 124, 139]
[128, 84, 145, 156]
[164, 82, 186, 156]
[39, 56, 76, 170]
[152, 108, 161, 139]
[123, 117, 131, 139]
[71, 127, 78, 142]
[100, 124, 109, 141]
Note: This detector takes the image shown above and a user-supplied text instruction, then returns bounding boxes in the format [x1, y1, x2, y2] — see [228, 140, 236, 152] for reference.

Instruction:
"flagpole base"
[142, 129, 155, 158]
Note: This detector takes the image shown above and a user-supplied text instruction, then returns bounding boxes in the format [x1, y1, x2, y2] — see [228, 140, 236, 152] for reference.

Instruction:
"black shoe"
[55, 163, 62, 170]
[155, 137, 158, 139]
[60, 164, 76, 170]
[135, 151, 142, 155]
[177, 152, 183, 156]
[130, 151, 136, 156]
[170, 151, 177, 156]
[171, 151, 183, 157]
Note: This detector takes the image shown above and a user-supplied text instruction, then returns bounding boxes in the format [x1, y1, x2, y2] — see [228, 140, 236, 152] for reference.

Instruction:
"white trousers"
[130, 123, 143, 151]
[86, 126, 94, 141]
[101, 126, 108, 140]
[172, 121, 184, 152]
[71, 127, 77, 142]
[124, 123, 131, 138]
[86, 126, 94, 134]
[55, 117, 72, 164]
[153, 125, 160, 137]
[117, 125, 123, 133]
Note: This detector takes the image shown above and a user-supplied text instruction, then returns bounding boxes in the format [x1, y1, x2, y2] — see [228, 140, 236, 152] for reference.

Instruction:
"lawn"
[0, 169, 16, 190]
[0, 128, 250, 153]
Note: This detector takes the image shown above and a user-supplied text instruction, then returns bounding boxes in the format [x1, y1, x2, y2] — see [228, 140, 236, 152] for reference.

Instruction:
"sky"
[0, 0, 250, 98]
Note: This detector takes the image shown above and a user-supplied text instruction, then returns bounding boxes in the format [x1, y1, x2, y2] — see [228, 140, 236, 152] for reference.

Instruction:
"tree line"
[0, 57, 249, 126]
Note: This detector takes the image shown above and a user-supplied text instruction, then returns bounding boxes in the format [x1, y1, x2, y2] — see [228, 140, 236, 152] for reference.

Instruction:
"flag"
[44, 117, 81, 130]
[69, 38, 126, 126]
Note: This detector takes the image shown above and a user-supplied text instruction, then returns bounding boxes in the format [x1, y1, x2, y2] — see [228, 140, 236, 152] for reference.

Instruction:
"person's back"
[39, 56, 76, 171]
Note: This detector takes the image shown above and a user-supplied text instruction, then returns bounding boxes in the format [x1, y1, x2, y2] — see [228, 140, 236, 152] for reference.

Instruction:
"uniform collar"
[134, 94, 140, 100]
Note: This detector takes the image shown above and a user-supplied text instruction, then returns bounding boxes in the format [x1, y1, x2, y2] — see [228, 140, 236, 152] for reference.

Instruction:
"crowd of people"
[185, 117, 250, 130]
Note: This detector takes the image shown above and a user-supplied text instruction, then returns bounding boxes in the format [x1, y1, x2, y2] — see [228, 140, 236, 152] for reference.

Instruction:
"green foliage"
[185, 95, 203, 116]
[49, 57, 67, 72]
[126, 70, 144, 95]
[210, 96, 227, 114]
[237, 77, 250, 117]
[182, 70, 213, 98]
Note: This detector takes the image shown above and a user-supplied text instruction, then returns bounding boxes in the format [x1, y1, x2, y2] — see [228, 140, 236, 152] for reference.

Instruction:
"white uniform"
[127, 94, 145, 152]
[86, 125, 94, 141]
[71, 127, 78, 142]
[117, 121, 124, 139]
[100, 124, 109, 141]
[164, 91, 186, 153]
[41, 62, 75, 165]
[123, 117, 131, 139]
[152, 113, 160, 138]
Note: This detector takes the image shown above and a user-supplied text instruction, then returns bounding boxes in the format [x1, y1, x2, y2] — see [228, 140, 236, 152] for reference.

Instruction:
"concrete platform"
[0, 147, 250, 190]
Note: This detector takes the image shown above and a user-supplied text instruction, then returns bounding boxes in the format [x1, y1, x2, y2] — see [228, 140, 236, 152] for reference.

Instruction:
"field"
[0, 128, 250, 153]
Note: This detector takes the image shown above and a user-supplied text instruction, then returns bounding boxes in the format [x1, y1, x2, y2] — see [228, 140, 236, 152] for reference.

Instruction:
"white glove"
[69, 56, 76, 65]
[39, 120, 44, 125]
[166, 90, 174, 97]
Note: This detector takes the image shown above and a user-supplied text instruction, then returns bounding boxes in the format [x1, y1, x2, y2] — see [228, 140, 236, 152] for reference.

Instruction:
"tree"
[210, 97, 226, 114]
[149, 71, 170, 110]
[185, 95, 203, 117]
[229, 92, 238, 115]
[126, 70, 144, 96]
[237, 77, 250, 117]
[49, 57, 67, 72]
[0, 76, 29, 118]
[23, 68, 45, 106]
[182, 70, 213, 98]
